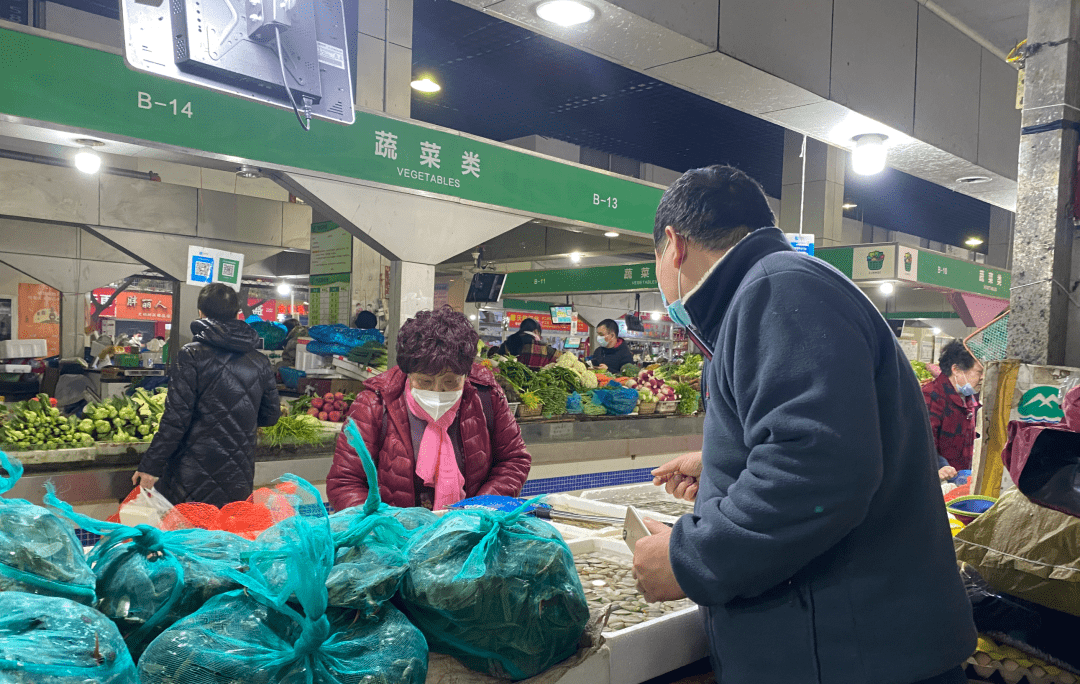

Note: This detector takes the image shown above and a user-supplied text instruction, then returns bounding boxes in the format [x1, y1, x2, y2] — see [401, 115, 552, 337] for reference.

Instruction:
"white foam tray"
[542, 492, 679, 538]
[566, 537, 707, 684]
[578, 483, 695, 516]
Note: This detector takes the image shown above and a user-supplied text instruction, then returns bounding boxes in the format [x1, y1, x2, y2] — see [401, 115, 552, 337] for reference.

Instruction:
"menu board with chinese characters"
[309, 273, 352, 326]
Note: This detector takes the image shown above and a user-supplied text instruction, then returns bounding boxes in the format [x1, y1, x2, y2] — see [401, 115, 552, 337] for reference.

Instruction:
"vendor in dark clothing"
[591, 319, 634, 372]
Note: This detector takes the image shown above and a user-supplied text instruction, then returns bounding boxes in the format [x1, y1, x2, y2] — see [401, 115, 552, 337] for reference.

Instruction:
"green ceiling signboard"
[816, 244, 1011, 299]
[503, 262, 657, 296]
[0, 27, 663, 234]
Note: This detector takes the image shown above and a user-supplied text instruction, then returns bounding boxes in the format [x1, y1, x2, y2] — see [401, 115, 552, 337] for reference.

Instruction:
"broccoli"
[94, 420, 111, 435]
[137, 425, 150, 436]
[118, 407, 136, 422]
[78, 419, 95, 434]
[93, 408, 110, 422]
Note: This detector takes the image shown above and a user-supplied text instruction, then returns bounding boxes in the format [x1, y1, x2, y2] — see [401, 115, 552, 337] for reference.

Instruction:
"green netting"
[0, 591, 138, 683]
[966, 312, 1009, 364]
[401, 499, 590, 680]
[138, 474, 428, 684]
[0, 450, 96, 605]
[45, 489, 256, 661]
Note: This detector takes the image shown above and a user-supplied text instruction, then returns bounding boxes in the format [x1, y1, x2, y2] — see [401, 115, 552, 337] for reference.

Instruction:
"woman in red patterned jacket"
[327, 306, 531, 511]
[922, 341, 984, 475]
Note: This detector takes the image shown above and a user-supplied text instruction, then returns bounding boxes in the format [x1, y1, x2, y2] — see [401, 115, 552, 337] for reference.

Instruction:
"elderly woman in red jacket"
[327, 306, 531, 511]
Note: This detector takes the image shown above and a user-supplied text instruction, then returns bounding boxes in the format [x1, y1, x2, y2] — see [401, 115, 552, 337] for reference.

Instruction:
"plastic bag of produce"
[139, 475, 428, 684]
[566, 392, 584, 415]
[326, 421, 413, 615]
[0, 451, 96, 605]
[591, 384, 639, 416]
[0, 591, 138, 683]
[401, 498, 590, 680]
[45, 489, 255, 659]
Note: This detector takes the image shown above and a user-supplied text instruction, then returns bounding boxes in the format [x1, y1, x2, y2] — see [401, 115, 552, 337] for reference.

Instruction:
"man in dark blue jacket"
[632, 166, 975, 684]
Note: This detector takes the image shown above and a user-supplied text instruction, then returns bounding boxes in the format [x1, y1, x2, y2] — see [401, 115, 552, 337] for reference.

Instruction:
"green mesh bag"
[0, 591, 138, 683]
[0, 450, 96, 605]
[138, 475, 429, 684]
[44, 489, 256, 661]
[401, 499, 590, 680]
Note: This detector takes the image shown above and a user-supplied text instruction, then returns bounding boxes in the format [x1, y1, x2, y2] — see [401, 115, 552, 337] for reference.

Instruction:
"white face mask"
[410, 387, 463, 421]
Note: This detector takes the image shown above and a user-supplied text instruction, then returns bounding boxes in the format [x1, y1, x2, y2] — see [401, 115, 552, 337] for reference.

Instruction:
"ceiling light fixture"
[957, 176, 992, 185]
[604, 231, 619, 238]
[932, 327, 942, 335]
[468, 314, 477, 321]
[536, 0, 596, 26]
[276, 282, 292, 296]
[965, 237, 984, 247]
[879, 282, 894, 296]
[74, 149, 102, 174]
[410, 77, 441, 93]
[842, 202, 857, 210]
[650, 312, 662, 321]
[236, 165, 261, 178]
[851, 133, 888, 176]
[569, 252, 582, 264]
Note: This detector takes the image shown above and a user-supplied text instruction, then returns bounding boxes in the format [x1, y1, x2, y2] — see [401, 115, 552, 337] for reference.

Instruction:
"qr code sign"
[195, 261, 212, 278]
[220, 261, 235, 279]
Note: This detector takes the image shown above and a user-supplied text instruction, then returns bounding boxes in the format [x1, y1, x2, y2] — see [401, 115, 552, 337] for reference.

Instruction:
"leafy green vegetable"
[910, 360, 933, 382]
[260, 415, 322, 447]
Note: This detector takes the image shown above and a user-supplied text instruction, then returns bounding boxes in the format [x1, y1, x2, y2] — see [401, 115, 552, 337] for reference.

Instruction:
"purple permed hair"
[396, 306, 480, 376]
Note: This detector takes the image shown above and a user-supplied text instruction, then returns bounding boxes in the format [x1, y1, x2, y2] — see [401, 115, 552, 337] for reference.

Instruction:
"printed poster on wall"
[187, 246, 244, 291]
[310, 222, 354, 275]
[18, 283, 59, 357]
[309, 273, 352, 327]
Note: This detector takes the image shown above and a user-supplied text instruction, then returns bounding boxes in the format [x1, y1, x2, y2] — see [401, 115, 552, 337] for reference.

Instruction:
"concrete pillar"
[386, 260, 434, 368]
[351, 240, 389, 329]
[986, 206, 1014, 270]
[177, 283, 202, 347]
[59, 291, 86, 359]
[1007, 0, 1080, 365]
[355, 0, 413, 118]
[779, 130, 847, 248]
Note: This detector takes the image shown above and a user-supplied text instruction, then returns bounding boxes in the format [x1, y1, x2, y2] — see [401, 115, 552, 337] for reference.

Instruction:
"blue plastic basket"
[280, 367, 306, 390]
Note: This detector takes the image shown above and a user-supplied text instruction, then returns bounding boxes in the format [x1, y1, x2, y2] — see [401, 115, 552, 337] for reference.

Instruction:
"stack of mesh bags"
[137, 474, 429, 684]
[591, 383, 640, 416]
[401, 496, 590, 680]
[327, 421, 437, 615]
[307, 324, 386, 357]
[44, 490, 256, 660]
[0, 450, 138, 683]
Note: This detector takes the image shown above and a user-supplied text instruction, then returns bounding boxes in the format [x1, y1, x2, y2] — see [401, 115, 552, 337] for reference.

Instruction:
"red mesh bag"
[109, 483, 300, 540]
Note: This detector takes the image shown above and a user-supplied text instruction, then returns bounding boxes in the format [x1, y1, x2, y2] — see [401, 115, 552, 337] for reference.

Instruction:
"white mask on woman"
[410, 387, 463, 421]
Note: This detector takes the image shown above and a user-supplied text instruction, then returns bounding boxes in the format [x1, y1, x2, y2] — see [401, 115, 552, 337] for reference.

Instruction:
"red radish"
[334, 392, 345, 401]
[307, 408, 319, 417]
[328, 411, 343, 422]
[336, 401, 348, 412]
[323, 393, 336, 402]
[311, 397, 325, 409]
[319, 411, 329, 421]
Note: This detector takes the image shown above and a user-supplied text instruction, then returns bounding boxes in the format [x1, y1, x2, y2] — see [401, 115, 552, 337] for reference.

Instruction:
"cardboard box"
[298, 376, 366, 396]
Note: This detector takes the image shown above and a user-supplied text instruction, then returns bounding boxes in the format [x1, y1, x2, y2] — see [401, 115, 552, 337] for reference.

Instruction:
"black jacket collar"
[683, 228, 794, 346]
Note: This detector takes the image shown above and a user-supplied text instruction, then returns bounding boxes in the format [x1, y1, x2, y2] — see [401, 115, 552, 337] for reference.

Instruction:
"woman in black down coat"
[133, 284, 281, 506]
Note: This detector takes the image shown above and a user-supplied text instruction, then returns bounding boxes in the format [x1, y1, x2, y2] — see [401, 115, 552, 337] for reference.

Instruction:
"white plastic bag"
[119, 487, 175, 528]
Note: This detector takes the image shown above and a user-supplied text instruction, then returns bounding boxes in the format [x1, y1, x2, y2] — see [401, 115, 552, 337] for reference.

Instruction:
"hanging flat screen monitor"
[549, 306, 573, 324]
[624, 314, 645, 332]
[118, 0, 355, 126]
[465, 273, 506, 303]
[564, 337, 581, 349]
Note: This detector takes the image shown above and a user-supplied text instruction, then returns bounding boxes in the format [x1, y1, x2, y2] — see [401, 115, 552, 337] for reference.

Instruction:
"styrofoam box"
[578, 483, 695, 517]
[543, 493, 679, 538]
[295, 338, 331, 372]
[0, 339, 47, 359]
[0, 364, 31, 373]
[566, 538, 708, 684]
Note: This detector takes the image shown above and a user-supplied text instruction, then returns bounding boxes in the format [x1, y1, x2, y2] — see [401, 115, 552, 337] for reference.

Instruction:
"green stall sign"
[0, 27, 663, 234]
[503, 262, 657, 297]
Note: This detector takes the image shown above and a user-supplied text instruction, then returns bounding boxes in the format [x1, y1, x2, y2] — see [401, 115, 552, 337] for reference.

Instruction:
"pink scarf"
[404, 381, 465, 510]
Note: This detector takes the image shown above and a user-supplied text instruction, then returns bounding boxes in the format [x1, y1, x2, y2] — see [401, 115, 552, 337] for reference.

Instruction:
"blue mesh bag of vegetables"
[0, 591, 138, 683]
[0, 451, 96, 605]
[401, 498, 590, 680]
[138, 475, 428, 684]
[325, 421, 415, 616]
[43, 489, 255, 660]
[591, 384, 639, 416]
